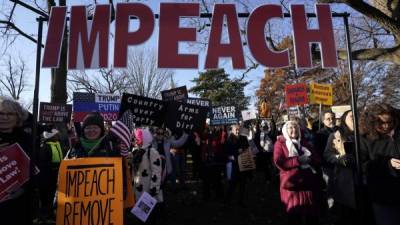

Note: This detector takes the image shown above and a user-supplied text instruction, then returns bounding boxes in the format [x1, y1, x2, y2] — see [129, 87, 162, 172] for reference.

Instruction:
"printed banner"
[210, 106, 238, 126]
[119, 93, 166, 127]
[39, 102, 72, 123]
[73, 92, 121, 122]
[331, 105, 351, 119]
[56, 157, 123, 225]
[161, 86, 188, 102]
[285, 83, 308, 107]
[185, 98, 211, 107]
[0, 144, 31, 203]
[309, 82, 333, 105]
[164, 101, 208, 132]
[241, 110, 257, 121]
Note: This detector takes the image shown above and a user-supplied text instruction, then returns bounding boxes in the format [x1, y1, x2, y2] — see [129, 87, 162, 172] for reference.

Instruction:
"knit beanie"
[82, 113, 105, 137]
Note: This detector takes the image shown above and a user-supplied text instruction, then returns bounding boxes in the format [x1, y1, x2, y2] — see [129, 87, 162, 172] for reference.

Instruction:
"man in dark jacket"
[314, 110, 337, 158]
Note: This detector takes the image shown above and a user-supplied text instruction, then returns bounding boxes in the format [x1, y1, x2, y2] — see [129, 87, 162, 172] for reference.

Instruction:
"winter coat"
[66, 135, 120, 159]
[224, 134, 253, 180]
[363, 128, 400, 205]
[131, 146, 163, 202]
[273, 135, 324, 215]
[324, 130, 357, 208]
[160, 133, 188, 176]
[314, 126, 337, 160]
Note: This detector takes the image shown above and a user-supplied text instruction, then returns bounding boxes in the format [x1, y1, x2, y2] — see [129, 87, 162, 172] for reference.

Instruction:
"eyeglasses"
[0, 112, 17, 118]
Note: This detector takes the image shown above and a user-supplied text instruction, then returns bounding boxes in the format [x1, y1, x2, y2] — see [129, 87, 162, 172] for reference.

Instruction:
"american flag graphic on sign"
[73, 92, 120, 122]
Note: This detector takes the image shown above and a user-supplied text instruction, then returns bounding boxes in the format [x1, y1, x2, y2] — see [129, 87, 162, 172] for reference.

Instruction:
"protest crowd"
[0, 92, 400, 225]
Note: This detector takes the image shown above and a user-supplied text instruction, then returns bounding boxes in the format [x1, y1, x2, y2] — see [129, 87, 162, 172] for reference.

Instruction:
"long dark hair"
[338, 110, 354, 140]
[363, 103, 398, 140]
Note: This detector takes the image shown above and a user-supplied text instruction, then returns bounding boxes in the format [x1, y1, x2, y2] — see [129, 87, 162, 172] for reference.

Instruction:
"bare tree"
[121, 48, 174, 99]
[68, 68, 129, 95]
[0, 54, 29, 100]
[67, 48, 174, 99]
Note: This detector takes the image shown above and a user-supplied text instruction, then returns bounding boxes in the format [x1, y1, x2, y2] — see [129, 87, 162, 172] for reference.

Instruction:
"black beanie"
[82, 113, 105, 137]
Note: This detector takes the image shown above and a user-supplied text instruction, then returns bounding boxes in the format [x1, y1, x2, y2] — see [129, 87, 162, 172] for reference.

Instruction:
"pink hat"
[134, 128, 143, 146]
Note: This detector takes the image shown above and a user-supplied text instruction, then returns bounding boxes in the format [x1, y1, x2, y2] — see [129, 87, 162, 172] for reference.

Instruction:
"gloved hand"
[337, 154, 354, 167]
[298, 154, 311, 165]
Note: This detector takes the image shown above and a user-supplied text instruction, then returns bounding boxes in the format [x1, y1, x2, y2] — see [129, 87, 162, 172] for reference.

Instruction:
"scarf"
[282, 122, 315, 173]
[80, 137, 101, 152]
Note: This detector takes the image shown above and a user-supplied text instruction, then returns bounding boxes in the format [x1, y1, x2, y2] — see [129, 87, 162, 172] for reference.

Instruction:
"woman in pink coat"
[274, 120, 324, 225]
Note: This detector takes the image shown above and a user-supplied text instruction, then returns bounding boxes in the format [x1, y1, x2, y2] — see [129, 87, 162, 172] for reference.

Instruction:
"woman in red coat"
[274, 120, 324, 225]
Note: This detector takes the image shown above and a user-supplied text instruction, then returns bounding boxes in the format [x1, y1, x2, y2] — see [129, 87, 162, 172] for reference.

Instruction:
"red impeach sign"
[285, 83, 308, 107]
[0, 144, 31, 202]
[42, 3, 337, 70]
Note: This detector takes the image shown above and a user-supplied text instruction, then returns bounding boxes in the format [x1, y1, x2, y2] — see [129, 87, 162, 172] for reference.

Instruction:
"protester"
[257, 120, 275, 182]
[324, 110, 358, 225]
[315, 110, 337, 157]
[199, 126, 226, 201]
[37, 128, 64, 223]
[131, 128, 162, 224]
[362, 104, 400, 225]
[224, 124, 252, 206]
[152, 127, 188, 188]
[0, 97, 32, 225]
[169, 129, 189, 189]
[273, 120, 324, 225]
[66, 112, 120, 158]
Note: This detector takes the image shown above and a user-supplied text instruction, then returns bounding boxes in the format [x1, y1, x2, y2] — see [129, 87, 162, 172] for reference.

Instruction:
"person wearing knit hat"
[65, 113, 118, 158]
[82, 112, 105, 139]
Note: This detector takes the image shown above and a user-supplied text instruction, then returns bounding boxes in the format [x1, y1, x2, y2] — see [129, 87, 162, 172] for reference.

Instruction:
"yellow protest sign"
[56, 157, 123, 225]
[310, 82, 333, 105]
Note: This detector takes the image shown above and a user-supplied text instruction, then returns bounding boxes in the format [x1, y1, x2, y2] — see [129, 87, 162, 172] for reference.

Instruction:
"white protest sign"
[241, 110, 257, 121]
[130, 192, 157, 223]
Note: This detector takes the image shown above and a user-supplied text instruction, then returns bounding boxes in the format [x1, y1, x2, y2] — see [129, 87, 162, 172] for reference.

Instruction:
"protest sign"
[238, 150, 256, 172]
[210, 106, 238, 126]
[161, 86, 188, 102]
[0, 144, 31, 203]
[164, 101, 208, 132]
[130, 192, 157, 223]
[185, 98, 211, 107]
[56, 157, 123, 225]
[285, 83, 308, 107]
[309, 82, 333, 105]
[331, 105, 351, 119]
[287, 107, 300, 120]
[119, 93, 166, 127]
[73, 92, 121, 122]
[241, 110, 257, 121]
[39, 102, 72, 123]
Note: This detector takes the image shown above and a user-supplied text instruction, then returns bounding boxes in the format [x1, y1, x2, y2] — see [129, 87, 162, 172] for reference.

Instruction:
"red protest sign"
[0, 144, 31, 202]
[285, 83, 308, 107]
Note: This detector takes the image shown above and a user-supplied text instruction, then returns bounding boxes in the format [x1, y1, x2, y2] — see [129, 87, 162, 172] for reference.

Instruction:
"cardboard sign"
[309, 82, 333, 105]
[119, 93, 166, 127]
[210, 106, 238, 126]
[56, 157, 123, 225]
[130, 192, 157, 223]
[73, 92, 121, 122]
[39, 102, 72, 123]
[164, 101, 208, 132]
[0, 144, 31, 203]
[185, 98, 211, 107]
[241, 110, 257, 121]
[161, 86, 188, 102]
[238, 149, 256, 172]
[285, 83, 308, 107]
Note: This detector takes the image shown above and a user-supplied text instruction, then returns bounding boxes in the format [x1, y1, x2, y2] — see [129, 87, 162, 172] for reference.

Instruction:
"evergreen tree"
[190, 69, 249, 111]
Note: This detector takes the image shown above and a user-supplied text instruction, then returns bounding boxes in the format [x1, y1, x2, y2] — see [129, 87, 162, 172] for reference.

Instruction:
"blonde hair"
[0, 96, 28, 127]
